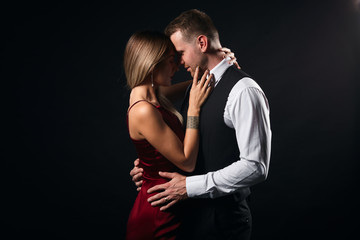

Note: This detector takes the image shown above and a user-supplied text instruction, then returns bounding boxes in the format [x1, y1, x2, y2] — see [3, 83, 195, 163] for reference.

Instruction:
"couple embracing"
[124, 9, 271, 240]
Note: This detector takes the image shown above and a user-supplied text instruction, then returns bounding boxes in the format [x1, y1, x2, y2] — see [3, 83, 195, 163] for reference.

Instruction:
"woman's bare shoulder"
[128, 101, 160, 123]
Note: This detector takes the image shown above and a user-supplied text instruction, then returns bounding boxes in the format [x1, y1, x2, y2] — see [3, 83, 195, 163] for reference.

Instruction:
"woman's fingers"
[224, 52, 235, 59]
[198, 69, 209, 87]
[204, 74, 214, 96]
[192, 66, 199, 86]
[221, 47, 241, 69]
[220, 47, 231, 53]
[202, 74, 213, 91]
[192, 69, 213, 98]
[188, 69, 213, 108]
[232, 59, 241, 69]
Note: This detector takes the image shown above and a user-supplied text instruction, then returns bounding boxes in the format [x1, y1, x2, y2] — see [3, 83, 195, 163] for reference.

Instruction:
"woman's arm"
[158, 80, 192, 103]
[129, 69, 213, 172]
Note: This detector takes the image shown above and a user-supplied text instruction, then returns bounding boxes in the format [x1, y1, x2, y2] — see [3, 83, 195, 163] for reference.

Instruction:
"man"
[130, 9, 271, 239]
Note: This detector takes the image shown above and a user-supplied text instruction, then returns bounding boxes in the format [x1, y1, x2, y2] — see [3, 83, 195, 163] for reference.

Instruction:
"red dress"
[126, 100, 185, 240]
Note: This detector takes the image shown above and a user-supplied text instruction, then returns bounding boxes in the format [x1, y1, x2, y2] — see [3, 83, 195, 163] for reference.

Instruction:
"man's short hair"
[164, 9, 219, 43]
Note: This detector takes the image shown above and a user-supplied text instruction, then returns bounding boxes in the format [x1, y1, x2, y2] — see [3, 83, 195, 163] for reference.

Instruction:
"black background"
[10, 0, 360, 239]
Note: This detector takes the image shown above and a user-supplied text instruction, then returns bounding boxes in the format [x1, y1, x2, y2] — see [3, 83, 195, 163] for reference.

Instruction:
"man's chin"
[187, 70, 195, 77]
[186, 67, 194, 76]
[187, 67, 204, 78]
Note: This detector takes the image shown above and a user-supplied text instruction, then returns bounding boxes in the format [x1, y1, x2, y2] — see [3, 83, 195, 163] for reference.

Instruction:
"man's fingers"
[150, 195, 176, 209]
[148, 192, 166, 204]
[134, 158, 140, 166]
[135, 180, 143, 187]
[136, 187, 141, 192]
[147, 183, 167, 194]
[132, 172, 143, 182]
[158, 171, 176, 179]
[150, 198, 166, 207]
[160, 200, 177, 211]
[130, 166, 143, 177]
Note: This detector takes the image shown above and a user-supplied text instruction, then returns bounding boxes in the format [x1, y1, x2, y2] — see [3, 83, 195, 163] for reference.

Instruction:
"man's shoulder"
[225, 65, 250, 80]
[231, 77, 262, 95]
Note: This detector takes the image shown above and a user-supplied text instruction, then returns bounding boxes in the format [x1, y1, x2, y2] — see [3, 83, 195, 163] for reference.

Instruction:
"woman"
[124, 30, 213, 239]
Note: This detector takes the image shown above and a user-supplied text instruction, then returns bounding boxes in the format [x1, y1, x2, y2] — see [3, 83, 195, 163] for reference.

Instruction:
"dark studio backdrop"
[10, 0, 360, 239]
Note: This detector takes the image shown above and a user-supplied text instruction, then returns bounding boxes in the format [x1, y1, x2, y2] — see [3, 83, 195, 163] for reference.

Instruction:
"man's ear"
[197, 35, 208, 53]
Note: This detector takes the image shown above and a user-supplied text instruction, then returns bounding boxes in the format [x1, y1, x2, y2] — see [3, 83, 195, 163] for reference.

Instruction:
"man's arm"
[147, 77, 271, 209]
[186, 77, 271, 198]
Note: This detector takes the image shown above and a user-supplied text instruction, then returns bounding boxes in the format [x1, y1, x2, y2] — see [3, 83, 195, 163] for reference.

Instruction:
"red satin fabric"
[126, 100, 185, 240]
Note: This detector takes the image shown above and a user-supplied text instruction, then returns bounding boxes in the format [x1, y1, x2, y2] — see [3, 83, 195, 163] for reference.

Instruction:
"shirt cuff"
[186, 175, 207, 198]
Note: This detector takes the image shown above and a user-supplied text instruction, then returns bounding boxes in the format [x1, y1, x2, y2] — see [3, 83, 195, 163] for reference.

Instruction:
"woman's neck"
[130, 84, 159, 106]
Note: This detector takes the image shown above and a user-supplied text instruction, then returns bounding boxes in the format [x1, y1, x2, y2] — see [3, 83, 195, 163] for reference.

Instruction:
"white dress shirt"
[186, 58, 272, 198]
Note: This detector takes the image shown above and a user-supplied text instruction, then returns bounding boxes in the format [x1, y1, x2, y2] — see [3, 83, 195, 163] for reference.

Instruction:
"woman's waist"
[139, 160, 178, 180]
[141, 170, 172, 182]
[140, 178, 169, 196]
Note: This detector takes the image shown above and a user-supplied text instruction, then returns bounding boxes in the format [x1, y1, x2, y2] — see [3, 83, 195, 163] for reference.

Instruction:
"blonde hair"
[124, 31, 183, 123]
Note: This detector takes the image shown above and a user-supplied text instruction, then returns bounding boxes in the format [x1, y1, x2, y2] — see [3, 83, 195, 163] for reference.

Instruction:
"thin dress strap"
[127, 100, 159, 114]
[126, 100, 161, 140]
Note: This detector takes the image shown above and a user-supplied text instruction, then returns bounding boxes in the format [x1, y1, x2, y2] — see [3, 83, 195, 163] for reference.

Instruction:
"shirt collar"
[209, 57, 233, 87]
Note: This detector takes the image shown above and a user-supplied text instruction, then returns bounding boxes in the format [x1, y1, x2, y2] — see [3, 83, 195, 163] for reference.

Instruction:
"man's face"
[170, 30, 206, 77]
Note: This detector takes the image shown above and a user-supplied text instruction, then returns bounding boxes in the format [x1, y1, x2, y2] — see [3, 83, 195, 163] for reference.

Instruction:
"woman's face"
[153, 50, 179, 87]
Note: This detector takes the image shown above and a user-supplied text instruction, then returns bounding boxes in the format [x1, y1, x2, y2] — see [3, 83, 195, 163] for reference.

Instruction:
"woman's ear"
[196, 35, 208, 53]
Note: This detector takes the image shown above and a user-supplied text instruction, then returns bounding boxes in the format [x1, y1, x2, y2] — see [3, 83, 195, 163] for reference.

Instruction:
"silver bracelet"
[186, 116, 199, 129]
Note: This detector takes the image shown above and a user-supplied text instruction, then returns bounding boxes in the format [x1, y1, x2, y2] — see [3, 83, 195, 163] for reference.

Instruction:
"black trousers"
[177, 194, 252, 240]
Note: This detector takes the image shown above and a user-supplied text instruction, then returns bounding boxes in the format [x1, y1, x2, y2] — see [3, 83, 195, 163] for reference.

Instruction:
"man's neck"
[207, 50, 226, 71]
